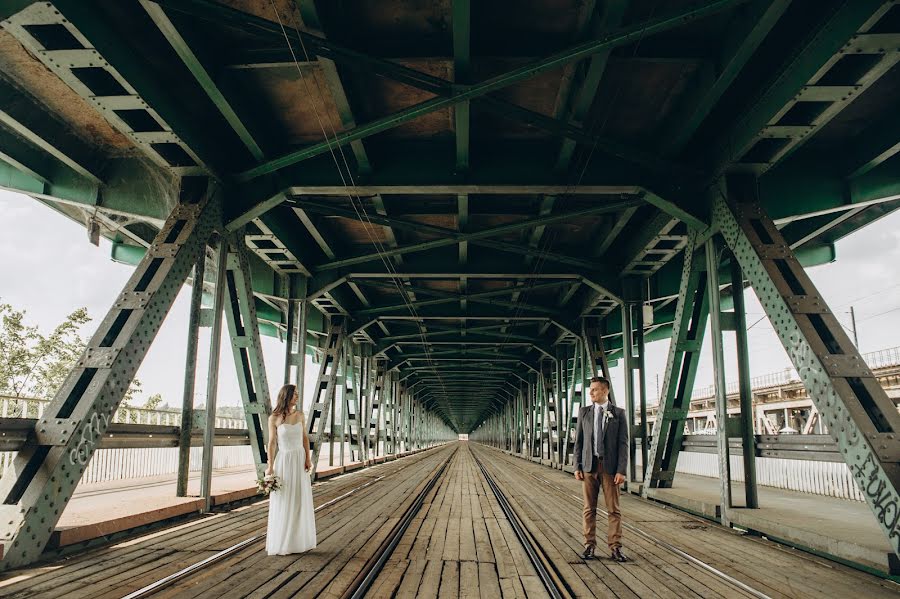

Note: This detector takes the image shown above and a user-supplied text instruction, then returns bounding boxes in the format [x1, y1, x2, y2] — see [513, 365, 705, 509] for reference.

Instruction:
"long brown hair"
[272, 384, 302, 424]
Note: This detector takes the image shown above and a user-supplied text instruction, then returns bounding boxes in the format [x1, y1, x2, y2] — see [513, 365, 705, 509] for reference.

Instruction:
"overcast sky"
[2, 188, 899, 414]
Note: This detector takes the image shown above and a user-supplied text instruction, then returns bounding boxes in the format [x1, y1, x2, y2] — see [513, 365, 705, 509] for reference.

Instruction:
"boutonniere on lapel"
[604, 409, 615, 423]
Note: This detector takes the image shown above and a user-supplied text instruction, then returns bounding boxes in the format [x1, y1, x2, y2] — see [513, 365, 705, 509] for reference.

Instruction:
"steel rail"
[342, 448, 457, 599]
[472, 452, 570, 599]
[120, 446, 449, 599]
[476, 444, 773, 599]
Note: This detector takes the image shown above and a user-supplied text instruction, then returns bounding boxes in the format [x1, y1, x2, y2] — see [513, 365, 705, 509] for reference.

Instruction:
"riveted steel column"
[730, 251, 759, 508]
[643, 233, 709, 493]
[715, 174, 900, 554]
[0, 185, 219, 569]
[621, 302, 637, 484]
[201, 236, 228, 512]
[177, 253, 205, 497]
[706, 236, 733, 526]
[222, 234, 274, 480]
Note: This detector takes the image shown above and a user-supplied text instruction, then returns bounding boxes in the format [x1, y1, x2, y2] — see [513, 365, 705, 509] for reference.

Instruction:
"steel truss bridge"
[0, 0, 899, 573]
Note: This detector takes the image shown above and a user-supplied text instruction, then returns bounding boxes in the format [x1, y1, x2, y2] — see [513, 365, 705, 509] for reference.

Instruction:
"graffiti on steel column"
[69, 412, 110, 466]
[852, 453, 900, 545]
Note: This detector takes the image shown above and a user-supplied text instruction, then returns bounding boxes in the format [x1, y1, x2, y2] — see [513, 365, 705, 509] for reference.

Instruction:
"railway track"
[472, 452, 570, 599]
[472, 444, 774, 599]
[120, 446, 453, 599]
[120, 441, 778, 598]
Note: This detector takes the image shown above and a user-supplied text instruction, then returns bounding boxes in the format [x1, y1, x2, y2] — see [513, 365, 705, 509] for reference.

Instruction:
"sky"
[1, 188, 899, 415]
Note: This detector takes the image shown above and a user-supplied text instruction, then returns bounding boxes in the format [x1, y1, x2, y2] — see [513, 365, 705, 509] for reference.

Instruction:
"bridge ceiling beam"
[12, 0, 229, 177]
[840, 111, 900, 180]
[161, 0, 748, 182]
[0, 76, 104, 184]
[156, 0, 714, 181]
[353, 280, 570, 316]
[554, 0, 629, 172]
[706, 0, 897, 178]
[294, 0, 371, 174]
[140, 0, 265, 161]
[452, 0, 470, 172]
[378, 321, 538, 342]
[292, 198, 631, 278]
[311, 200, 642, 271]
[661, 0, 792, 155]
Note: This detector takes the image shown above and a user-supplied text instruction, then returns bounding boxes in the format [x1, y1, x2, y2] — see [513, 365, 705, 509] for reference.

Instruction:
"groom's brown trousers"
[582, 456, 622, 550]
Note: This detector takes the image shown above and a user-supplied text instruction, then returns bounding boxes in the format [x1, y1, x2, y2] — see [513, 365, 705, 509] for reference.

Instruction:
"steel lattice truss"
[1, 0, 900, 567]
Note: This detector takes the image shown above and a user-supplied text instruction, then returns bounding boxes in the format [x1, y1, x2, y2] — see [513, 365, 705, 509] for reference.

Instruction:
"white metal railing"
[635, 451, 865, 502]
[0, 395, 246, 428]
[0, 395, 252, 484]
[661, 345, 900, 405]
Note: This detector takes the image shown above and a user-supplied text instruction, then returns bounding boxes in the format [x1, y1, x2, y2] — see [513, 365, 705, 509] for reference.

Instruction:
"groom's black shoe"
[611, 548, 628, 563]
[581, 546, 595, 560]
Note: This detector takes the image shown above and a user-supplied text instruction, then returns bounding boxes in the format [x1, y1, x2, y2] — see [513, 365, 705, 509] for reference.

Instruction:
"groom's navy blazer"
[573, 403, 628, 476]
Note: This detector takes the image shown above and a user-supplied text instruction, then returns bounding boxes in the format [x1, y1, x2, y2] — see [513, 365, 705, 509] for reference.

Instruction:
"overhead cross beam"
[554, 0, 630, 172]
[452, 0, 470, 172]
[150, 0, 749, 181]
[311, 200, 642, 271]
[661, 0, 792, 155]
[156, 0, 726, 180]
[294, 0, 372, 174]
[707, 0, 896, 178]
[293, 197, 638, 274]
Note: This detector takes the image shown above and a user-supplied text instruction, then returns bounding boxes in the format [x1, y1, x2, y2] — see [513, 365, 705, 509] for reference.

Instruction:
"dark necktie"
[595, 406, 603, 456]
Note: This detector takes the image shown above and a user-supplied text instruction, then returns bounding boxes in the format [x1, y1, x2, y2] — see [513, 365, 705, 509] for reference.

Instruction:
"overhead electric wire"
[266, 2, 452, 426]
[486, 1, 663, 431]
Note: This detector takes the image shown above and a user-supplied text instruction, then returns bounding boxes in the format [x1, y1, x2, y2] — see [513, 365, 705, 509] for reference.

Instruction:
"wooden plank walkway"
[0, 445, 452, 599]
[471, 444, 900, 599]
[2, 441, 898, 598]
[367, 441, 547, 598]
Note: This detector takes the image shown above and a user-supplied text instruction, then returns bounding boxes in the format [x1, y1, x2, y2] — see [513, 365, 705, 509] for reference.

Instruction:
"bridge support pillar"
[714, 174, 900, 554]
[0, 182, 220, 569]
[621, 289, 649, 490]
[177, 252, 206, 497]
[221, 232, 275, 487]
[643, 232, 710, 494]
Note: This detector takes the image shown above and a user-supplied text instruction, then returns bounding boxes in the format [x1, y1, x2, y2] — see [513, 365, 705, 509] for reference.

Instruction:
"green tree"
[144, 393, 163, 410]
[0, 300, 142, 417]
[0, 301, 90, 402]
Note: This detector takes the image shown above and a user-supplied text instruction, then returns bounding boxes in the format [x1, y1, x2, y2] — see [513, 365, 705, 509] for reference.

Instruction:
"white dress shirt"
[593, 401, 609, 456]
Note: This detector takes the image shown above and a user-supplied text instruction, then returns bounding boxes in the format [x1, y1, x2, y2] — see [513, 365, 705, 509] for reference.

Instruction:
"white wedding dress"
[266, 421, 317, 555]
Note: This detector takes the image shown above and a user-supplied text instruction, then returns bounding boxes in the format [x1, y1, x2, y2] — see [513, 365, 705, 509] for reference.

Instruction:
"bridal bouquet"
[257, 474, 281, 495]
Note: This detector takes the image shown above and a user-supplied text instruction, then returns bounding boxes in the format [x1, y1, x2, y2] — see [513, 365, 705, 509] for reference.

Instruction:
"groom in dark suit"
[574, 376, 628, 562]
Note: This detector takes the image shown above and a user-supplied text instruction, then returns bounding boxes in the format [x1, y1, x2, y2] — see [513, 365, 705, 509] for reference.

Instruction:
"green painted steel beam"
[295, 0, 371, 174]
[158, 0, 686, 178]
[842, 112, 900, 179]
[0, 76, 104, 183]
[354, 280, 570, 315]
[51, 0, 228, 177]
[141, 1, 264, 161]
[0, 127, 56, 184]
[555, 0, 629, 172]
[295, 198, 617, 271]
[453, 0, 470, 172]
[231, 0, 749, 181]
[379, 322, 533, 342]
[662, 0, 791, 154]
[314, 200, 642, 271]
[707, 0, 888, 177]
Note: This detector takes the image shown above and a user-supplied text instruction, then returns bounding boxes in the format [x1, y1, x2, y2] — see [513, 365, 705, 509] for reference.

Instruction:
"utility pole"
[850, 306, 860, 348]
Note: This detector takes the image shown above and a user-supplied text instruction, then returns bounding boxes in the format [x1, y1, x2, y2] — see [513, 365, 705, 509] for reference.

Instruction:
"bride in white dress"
[265, 383, 317, 555]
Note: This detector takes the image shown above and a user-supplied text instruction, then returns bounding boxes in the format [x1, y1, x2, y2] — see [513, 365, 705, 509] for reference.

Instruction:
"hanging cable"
[267, 2, 451, 424]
